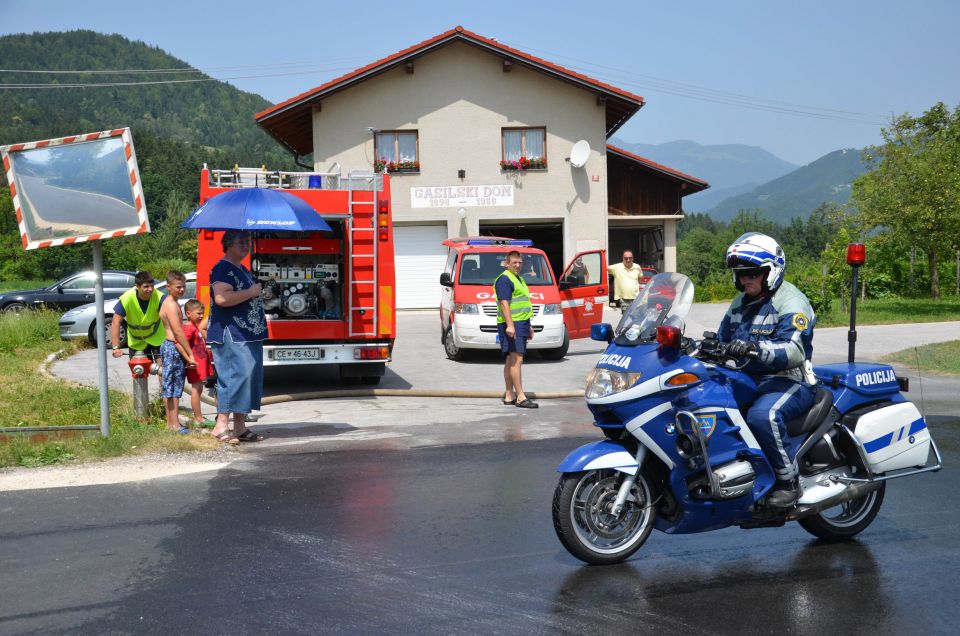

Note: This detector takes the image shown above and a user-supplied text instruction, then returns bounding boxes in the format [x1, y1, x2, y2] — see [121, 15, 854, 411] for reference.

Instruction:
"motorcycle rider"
[717, 232, 816, 507]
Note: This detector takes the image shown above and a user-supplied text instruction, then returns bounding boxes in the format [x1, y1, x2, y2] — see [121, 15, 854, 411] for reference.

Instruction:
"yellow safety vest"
[119, 288, 165, 350]
[493, 270, 533, 323]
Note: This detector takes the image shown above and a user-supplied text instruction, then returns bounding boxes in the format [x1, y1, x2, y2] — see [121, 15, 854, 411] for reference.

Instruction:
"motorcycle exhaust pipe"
[785, 481, 882, 521]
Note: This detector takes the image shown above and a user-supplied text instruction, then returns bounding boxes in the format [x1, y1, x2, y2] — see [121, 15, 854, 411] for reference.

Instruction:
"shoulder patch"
[792, 313, 809, 331]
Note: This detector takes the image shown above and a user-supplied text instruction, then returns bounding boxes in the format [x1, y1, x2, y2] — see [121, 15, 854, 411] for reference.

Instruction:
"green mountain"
[0, 30, 296, 172]
[607, 138, 799, 212]
[706, 148, 868, 222]
[0, 30, 300, 280]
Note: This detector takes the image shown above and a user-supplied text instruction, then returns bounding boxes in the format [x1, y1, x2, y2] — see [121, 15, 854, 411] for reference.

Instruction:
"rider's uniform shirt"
[718, 281, 815, 383]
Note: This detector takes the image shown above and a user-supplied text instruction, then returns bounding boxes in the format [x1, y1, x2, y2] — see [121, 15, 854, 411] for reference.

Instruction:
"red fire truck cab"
[195, 166, 395, 384]
[439, 237, 608, 360]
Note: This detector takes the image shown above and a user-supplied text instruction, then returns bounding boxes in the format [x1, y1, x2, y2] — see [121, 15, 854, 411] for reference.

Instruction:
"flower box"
[500, 156, 547, 171]
[375, 159, 420, 173]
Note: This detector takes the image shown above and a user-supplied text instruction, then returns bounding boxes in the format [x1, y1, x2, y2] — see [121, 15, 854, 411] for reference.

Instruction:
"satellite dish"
[569, 140, 590, 168]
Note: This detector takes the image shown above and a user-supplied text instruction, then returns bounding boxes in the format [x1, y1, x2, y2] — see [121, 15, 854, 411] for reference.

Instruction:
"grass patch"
[0, 279, 51, 293]
[882, 340, 960, 375]
[0, 309, 218, 469]
[813, 296, 960, 328]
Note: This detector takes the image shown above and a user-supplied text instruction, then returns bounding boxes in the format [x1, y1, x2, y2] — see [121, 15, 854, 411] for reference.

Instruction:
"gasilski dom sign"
[410, 184, 514, 208]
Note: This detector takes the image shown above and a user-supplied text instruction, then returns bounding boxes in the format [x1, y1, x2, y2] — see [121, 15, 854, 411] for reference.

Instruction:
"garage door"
[394, 225, 449, 309]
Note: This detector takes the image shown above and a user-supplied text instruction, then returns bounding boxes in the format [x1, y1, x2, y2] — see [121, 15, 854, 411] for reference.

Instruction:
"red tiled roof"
[607, 144, 710, 193]
[255, 26, 645, 156]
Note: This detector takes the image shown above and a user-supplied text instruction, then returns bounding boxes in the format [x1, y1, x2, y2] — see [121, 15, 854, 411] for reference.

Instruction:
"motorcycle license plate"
[276, 348, 320, 360]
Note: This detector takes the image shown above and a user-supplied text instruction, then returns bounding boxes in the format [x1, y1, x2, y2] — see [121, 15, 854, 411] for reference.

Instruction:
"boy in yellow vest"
[494, 251, 537, 409]
[111, 271, 165, 364]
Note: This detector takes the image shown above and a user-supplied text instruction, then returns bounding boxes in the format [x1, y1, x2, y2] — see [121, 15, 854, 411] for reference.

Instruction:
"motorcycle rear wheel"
[797, 482, 886, 540]
[552, 469, 656, 565]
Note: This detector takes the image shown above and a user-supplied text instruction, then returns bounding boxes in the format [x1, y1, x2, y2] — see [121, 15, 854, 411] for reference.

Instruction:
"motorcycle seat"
[786, 385, 833, 437]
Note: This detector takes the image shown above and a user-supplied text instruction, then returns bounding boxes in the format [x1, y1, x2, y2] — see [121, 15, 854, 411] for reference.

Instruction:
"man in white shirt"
[608, 250, 642, 314]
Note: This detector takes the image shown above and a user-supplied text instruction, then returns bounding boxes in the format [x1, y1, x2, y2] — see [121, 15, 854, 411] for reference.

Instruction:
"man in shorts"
[494, 251, 537, 409]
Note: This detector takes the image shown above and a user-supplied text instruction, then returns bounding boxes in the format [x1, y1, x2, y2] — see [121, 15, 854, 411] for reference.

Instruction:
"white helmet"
[725, 232, 786, 292]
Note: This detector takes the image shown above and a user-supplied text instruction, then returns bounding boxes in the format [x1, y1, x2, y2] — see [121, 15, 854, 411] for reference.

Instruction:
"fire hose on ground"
[201, 388, 582, 407]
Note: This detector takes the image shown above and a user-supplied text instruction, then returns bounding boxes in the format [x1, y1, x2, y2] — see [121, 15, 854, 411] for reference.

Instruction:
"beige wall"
[310, 42, 610, 262]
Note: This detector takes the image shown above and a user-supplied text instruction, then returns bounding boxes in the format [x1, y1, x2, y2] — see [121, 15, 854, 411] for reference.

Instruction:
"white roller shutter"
[394, 225, 449, 309]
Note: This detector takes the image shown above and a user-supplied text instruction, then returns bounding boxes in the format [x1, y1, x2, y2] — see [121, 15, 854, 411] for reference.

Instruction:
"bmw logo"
[665, 422, 677, 436]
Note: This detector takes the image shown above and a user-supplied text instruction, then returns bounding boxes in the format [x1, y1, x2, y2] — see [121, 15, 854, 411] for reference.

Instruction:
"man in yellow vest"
[494, 251, 537, 409]
[110, 271, 165, 363]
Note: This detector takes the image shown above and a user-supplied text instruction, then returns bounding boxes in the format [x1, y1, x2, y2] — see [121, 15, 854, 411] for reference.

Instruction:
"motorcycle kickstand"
[612, 446, 647, 516]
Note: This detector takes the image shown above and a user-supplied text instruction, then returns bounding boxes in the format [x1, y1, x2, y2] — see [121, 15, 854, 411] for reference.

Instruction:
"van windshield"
[458, 252, 554, 286]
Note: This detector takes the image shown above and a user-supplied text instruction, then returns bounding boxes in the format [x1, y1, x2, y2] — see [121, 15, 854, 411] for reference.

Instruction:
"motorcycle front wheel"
[552, 469, 657, 565]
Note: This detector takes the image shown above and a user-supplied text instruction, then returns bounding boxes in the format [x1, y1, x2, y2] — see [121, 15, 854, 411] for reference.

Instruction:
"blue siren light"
[466, 239, 534, 246]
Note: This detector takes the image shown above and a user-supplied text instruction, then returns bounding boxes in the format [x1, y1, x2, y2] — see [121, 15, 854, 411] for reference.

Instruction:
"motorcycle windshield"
[615, 272, 695, 343]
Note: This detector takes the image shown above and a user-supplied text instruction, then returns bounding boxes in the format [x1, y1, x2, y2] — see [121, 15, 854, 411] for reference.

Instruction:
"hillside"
[706, 148, 868, 222]
[0, 30, 296, 170]
[607, 138, 798, 212]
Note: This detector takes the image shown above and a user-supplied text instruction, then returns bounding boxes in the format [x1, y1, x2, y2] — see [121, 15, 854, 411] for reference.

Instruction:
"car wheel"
[2, 302, 27, 314]
[89, 318, 125, 348]
[443, 326, 466, 361]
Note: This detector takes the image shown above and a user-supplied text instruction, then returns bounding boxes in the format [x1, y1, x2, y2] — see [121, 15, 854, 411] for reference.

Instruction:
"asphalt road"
[19, 174, 138, 239]
[1, 423, 958, 634]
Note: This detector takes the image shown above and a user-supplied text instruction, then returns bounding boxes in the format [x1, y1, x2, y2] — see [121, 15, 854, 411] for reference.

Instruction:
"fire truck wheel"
[443, 327, 466, 361]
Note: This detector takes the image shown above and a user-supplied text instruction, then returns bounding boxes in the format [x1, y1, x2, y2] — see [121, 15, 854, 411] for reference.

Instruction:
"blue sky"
[2, 0, 958, 165]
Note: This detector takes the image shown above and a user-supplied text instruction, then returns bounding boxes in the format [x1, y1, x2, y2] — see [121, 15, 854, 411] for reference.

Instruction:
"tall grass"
[0, 279, 51, 293]
[0, 309, 217, 468]
[0, 309, 62, 354]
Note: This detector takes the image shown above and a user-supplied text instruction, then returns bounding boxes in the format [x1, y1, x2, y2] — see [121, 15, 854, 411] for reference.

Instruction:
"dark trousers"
[746, 377, 815, 482]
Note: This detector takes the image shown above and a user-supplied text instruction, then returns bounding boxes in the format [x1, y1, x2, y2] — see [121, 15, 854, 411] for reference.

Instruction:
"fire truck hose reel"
[200, 389, 581, 406]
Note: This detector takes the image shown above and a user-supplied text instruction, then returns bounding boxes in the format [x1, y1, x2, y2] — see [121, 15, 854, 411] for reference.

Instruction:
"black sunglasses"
[736, 268, 765, 280]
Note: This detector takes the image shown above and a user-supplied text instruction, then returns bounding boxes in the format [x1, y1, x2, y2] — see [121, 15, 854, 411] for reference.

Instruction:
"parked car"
[59, 272, 197, 348]
[0, 271, 136, 313]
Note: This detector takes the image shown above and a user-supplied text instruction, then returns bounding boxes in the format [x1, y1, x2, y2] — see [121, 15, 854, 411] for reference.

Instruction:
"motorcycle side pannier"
[851, 402, 931, 474]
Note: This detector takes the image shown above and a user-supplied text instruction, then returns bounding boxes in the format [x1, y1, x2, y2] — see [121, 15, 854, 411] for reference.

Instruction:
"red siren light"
[656, 325, 682, 349]
[846, 243, 866, 266]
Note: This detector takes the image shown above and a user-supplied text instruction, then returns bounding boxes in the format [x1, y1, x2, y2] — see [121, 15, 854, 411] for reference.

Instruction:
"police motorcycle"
[552, 253, 942, 565]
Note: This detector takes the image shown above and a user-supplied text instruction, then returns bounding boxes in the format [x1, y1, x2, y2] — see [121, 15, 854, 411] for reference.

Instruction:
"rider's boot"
[766, 479, 800, 508]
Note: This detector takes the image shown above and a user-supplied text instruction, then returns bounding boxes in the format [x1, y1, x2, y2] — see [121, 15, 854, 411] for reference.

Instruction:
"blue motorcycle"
[552, 272, 942, 565]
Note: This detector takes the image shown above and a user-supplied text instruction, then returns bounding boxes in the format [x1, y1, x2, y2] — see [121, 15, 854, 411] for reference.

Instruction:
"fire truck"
[195, 166, 395, 384]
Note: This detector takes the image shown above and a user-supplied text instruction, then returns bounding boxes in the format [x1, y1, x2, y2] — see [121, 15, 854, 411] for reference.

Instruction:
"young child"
[159, 271, 196, 434]
[182, 299, 216, 428]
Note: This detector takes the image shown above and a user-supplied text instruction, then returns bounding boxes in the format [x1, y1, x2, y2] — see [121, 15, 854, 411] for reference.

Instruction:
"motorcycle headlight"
[585, 367, 642, 399]
[454, 302, 479, 314]
[542, 303, 561, 315]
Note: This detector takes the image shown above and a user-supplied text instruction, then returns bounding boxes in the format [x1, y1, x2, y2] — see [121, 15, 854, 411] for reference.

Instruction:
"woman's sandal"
[502, 394, 517, 405]
[215, 431, 240, 445]
[236, 430, 265, 443]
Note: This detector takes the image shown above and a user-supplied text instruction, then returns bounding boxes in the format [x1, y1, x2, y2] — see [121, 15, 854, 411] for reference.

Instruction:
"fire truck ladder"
[346, 171, 380, 337]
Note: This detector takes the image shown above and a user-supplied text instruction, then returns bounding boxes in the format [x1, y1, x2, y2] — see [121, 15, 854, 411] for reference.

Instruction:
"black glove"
[726, 339, 757, 358]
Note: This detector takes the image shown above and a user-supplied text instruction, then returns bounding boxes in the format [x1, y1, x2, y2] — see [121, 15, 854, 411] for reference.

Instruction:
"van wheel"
[443, 327, 466, 361]
[540, 327, 569, 360]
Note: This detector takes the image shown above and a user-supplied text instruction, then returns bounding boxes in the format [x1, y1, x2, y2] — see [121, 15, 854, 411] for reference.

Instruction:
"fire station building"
[256, 26, 708, 308]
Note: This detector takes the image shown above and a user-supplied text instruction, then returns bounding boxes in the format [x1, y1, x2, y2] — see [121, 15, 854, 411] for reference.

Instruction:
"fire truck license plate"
[276, 348, 320, 360]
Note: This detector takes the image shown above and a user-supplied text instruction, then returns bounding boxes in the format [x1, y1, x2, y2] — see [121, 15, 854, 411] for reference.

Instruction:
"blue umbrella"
[181, 188, 332, 232]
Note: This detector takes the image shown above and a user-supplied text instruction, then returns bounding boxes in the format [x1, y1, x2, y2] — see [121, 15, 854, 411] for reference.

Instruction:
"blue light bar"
[466, 239, 534, 246]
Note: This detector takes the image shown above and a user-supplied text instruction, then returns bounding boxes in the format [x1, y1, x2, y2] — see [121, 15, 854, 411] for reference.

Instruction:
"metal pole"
[848, 264, 859, 364]
[92, 241, 110, 437]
